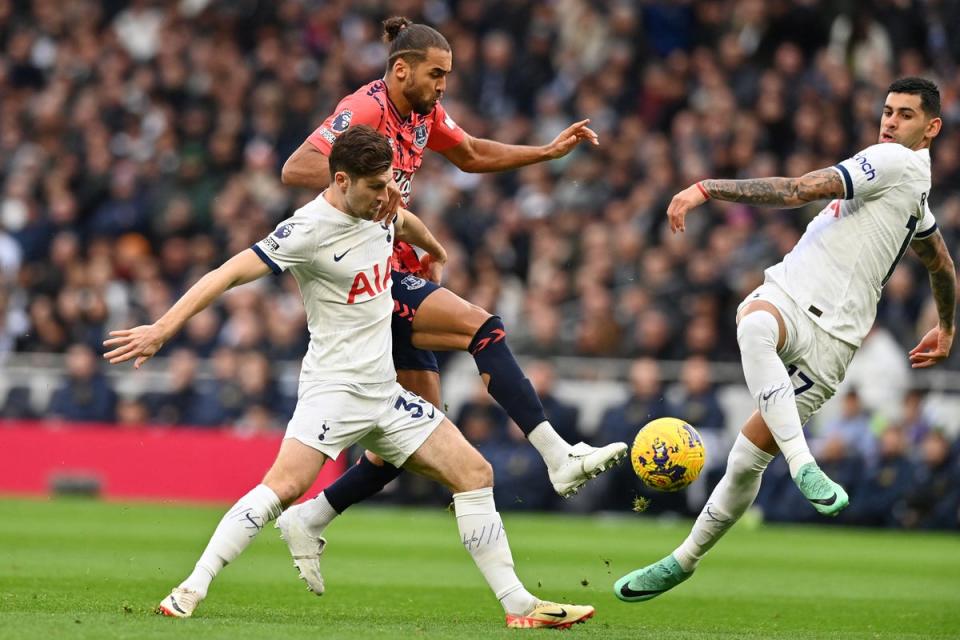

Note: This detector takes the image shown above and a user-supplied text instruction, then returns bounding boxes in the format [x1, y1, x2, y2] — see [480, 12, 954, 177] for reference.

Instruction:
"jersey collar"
[381, 80, 412, 124]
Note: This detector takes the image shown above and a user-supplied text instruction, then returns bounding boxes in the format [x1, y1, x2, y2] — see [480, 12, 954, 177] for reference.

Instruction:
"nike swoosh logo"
[760, 385, 785, 402]
[543, 608, 567, 618]
[810, 493, 837, 506]
[333, 249, 352, 262]
[170, 599, 188, 615]
[619, 583, 663, 599]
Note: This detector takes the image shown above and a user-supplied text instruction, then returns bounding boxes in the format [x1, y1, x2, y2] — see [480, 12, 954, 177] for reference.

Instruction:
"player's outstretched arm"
[440, 119, 598, 173]
[394, 208, 448, 282]
[667, 168, 846, 233]
[908, 230, 957, 368]
[103, 250, 271, 368]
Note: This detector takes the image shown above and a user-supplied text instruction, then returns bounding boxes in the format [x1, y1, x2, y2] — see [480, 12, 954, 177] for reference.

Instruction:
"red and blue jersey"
[307, 79, 465, 274]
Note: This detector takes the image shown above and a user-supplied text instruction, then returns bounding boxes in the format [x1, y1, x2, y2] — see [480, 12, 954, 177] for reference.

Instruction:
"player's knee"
[736, 311, 780, 354]
[263, 474, 310, 507]
[465, 305, 495, 334]
[469, 315, 505, 355]
[457, 456, 494, 492]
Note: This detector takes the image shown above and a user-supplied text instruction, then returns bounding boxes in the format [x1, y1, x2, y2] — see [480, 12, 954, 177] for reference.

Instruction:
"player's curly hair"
[328, 125, 393, 178]
[382, 16, 450, 69]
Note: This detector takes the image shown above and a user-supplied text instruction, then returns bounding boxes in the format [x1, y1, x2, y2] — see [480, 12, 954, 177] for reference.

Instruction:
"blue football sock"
[469, 316, 548, 436]
[324, 455, 403, 513]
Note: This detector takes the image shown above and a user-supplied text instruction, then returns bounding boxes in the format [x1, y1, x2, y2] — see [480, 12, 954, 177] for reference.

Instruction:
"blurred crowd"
[1, 0, 958, 528]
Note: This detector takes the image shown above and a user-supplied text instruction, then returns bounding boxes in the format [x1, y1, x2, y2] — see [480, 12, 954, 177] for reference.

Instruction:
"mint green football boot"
[795, 462, 849, 516]
[614, 554, 693, 603]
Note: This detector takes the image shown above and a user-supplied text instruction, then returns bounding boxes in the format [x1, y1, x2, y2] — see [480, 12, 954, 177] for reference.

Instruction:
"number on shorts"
[394, 394, 435, 419]
[786, 365, 814, 396]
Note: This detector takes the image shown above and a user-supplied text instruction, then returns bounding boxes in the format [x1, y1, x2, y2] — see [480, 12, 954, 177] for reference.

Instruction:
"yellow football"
[631, 417, 706, 492]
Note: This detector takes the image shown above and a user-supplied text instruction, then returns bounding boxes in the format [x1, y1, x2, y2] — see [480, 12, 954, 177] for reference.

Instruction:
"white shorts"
[738, 282, 857, 425]
[284, 380, 444, 467]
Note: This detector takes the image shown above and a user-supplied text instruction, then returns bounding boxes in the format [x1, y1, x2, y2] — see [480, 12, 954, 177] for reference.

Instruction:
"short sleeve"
[914, 200, 938, 239]
[426, 102, 465, 152]
[251, 219, 317, 274]
[306, 93, 387, 155]
[832, 143, 909, 201]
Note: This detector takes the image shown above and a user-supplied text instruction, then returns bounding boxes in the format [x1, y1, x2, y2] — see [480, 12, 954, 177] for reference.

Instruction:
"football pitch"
[0, 498, 957, 639]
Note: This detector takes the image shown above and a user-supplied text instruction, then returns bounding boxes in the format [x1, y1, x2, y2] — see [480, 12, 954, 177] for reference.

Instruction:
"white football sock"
[527, 421, 571, 470]
[674, 433, 773, 572]
[453, 487, 537, 615]
[295, 491, 339, 537]
[737, 311, 815, 477]
[179, 484, 282, 597]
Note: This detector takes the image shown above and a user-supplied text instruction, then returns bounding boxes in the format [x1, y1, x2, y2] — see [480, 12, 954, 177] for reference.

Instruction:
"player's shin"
[453, 487, 537, 615]
[468, 316, 567, 466]
[180, 484, 282, 597]
[736, 311, 814, 477]
[674, 433, 773, 572]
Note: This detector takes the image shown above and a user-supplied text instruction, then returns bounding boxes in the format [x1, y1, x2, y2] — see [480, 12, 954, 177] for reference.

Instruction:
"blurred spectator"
[116, 396, 150, 428]
[896, 388, 934, 445]
[672, 356, 726, 434]
[894, 430, 958, 529]
[458, 378, 509, 441]
[47, 343, 117, 423]
[813, 389, 878, 468]
[1, 385, 35, 419]
[671, 355, 727, 503]
[141, 348, 224, 426]
[845, 426, 914, 527]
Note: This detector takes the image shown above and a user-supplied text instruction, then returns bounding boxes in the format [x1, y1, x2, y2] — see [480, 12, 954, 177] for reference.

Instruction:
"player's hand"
[102, 324, 166, 369]
[908, 325, 954, 368]
[373, 180, 403, 223]
[667, 183, 709, 234]
[420, 253, 446, 284]
[545, 119, 599, 159]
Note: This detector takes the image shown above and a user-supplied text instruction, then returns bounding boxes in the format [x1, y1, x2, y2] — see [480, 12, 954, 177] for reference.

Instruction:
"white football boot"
[549, 441, 629, 497]
[276, 506, 327, 595]
[157, 587, 203, 618]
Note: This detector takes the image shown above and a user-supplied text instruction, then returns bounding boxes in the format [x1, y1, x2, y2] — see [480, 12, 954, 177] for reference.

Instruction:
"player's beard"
[403, 82, 437, 115]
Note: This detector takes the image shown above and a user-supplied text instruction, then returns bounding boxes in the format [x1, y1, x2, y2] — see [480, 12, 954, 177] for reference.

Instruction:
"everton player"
[278, 17, 627, 594]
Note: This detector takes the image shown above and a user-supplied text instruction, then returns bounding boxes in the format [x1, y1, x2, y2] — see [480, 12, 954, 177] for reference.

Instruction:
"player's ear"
[334, 170, 350, 191]
[392, 57, 409, 81]
[926, 116, 942, 139]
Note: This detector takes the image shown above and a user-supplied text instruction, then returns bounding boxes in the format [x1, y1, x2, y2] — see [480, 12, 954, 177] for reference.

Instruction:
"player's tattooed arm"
[701, 169, 846, 207]
[911, 230, 957, 332]
[667, 168, 845, 233]
[908, 229, 956, 368]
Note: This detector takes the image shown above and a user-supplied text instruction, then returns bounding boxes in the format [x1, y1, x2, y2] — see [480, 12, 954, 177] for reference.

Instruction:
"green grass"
[0, 498, 958, 639]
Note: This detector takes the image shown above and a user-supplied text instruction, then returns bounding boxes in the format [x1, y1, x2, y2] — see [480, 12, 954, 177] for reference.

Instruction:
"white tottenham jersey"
[252, 193, 395, 384]
[765, 143, 937, 347]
